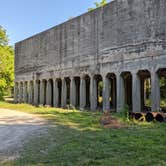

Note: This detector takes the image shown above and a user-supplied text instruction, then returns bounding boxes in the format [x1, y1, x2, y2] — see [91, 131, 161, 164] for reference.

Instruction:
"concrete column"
[31, 81, 34, 104]
[24, 82, 28, 103]
[39, 80, 44, 105]
[27, 81, 30, 104]
[14, 83, 18, 103]
[28, 82, 33, 104]
[22, 82, 26, 103]
[103, 76, 110, 111]
[80, 77, 86, 110]
[116, 73, 124, 112]
[132, 72, 141, 112]
[18, 82, 22, 103]
[90, 76, 97, 111]
[61, 78, 67, 108]
[34, 80, 39, 106]
[70, 77, 76, 107]
[53, 79, 59, 107]
[151, 71, 160, 112]
[46, 80, 52, 106]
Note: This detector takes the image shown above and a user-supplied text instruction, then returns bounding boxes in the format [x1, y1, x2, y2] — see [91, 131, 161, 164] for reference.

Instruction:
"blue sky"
[0, 0, 110, 46]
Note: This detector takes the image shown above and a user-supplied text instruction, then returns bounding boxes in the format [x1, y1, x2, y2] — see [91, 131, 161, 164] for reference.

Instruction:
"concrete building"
[14, 0, 166, 112]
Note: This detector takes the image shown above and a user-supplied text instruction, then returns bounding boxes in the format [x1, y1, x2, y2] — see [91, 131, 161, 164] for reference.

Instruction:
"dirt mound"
[99, 113, 125, 129]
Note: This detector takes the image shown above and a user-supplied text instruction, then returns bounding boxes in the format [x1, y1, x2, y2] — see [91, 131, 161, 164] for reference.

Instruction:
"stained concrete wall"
[15, 0, 166, 81]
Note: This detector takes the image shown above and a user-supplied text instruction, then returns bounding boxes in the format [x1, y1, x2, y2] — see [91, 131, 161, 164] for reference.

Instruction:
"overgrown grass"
[0, 101, 166, 166]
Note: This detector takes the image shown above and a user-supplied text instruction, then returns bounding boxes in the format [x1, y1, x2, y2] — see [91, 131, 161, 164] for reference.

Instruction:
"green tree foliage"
[88, 0, 107, 11]
[0, 26, 14, 100]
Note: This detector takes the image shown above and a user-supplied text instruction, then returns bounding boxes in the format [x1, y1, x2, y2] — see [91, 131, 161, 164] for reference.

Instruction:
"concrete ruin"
[14, 0, 166, 112]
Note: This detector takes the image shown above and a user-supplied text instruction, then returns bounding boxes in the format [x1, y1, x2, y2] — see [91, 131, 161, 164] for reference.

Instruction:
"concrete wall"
[15, 0, 166, 81]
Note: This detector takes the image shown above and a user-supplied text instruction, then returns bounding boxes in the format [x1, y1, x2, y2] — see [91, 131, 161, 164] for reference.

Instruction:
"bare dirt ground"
[0, 108, 47, 163]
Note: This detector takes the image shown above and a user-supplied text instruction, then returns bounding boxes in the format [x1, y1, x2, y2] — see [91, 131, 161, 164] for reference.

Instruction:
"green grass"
[0, 101, 166, 166]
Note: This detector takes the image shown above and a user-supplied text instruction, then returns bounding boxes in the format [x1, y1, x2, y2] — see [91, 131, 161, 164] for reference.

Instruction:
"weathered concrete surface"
[14, 0, 166, 112]
[15, 0, 166, 81]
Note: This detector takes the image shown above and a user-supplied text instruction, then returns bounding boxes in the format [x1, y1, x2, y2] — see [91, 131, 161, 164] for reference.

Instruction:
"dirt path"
[0, 108, 47, 162]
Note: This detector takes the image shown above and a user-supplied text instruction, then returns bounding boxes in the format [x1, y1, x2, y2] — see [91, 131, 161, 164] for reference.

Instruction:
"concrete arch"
[65, 77, 71, 105]
[93, 74, 103, 110]
[74, 77, 80, 107]
[137, 70, 151, 112]
[79, 74, 91, 110]
[157, 68, 166, 111]
[40, 79, 47, 105]
[106, 73, 117, 111]
[55, 78, 61, 107]
[84, 75, 91, 108]
[121, 71, 132, 111]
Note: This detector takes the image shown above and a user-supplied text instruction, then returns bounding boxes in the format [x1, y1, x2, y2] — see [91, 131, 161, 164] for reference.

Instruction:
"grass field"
[0, 101, 166, 166]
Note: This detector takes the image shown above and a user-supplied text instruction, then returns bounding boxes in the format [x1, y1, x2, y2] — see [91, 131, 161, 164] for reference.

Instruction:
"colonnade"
[14, 68, 166, 112]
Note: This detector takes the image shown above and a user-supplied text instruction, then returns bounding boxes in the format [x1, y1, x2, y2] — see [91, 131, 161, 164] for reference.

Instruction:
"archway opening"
[65, 77, 71, 105]
[158, 68, 166, 111]
[57, 79, 62, 107]
[85, 75, 90, 108]
[121, 72, 132, 111]
[94, 74, 103, 109]
[138, 70, 151, 112]
[106, 73, 117, 111]
[74, 77, 80, 107]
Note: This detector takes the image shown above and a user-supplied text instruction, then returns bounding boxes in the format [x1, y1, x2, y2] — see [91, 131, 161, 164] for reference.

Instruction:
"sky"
[0, 0, 111, 46]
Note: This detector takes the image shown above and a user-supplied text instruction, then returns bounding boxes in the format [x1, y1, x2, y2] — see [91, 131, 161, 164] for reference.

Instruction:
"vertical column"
[61, 78, 67, 108]
[151, 71, 160, 112]
[28, 81, 33, 104]
[53, 79, 59, 107]
[40, 80, 44, 105]
[25, 82, 28, 103]
[46, 80, 52, 106]
[70, 77, 76, 107]
[31, 81, 34, 104]
[80, 77, 86, 110]
[27, 81, 30, 104]
[14, 83, 18, 103]
[18, 82, 22, 103]
[34, 80, 39, 106]
[102, 76, 110, 111]
[132, 72, 141, 112]
[23, 82, 26, 103]
[116, 73, 124, 112]
[90, 76, 97, 111]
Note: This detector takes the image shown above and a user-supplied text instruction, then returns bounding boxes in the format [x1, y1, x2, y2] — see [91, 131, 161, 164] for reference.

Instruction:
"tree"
[88, 0, 107, 11]
[0, 26, 14, 100]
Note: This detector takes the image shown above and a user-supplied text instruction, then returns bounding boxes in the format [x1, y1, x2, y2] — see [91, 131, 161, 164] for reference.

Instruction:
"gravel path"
[0, 108, 47, 162]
